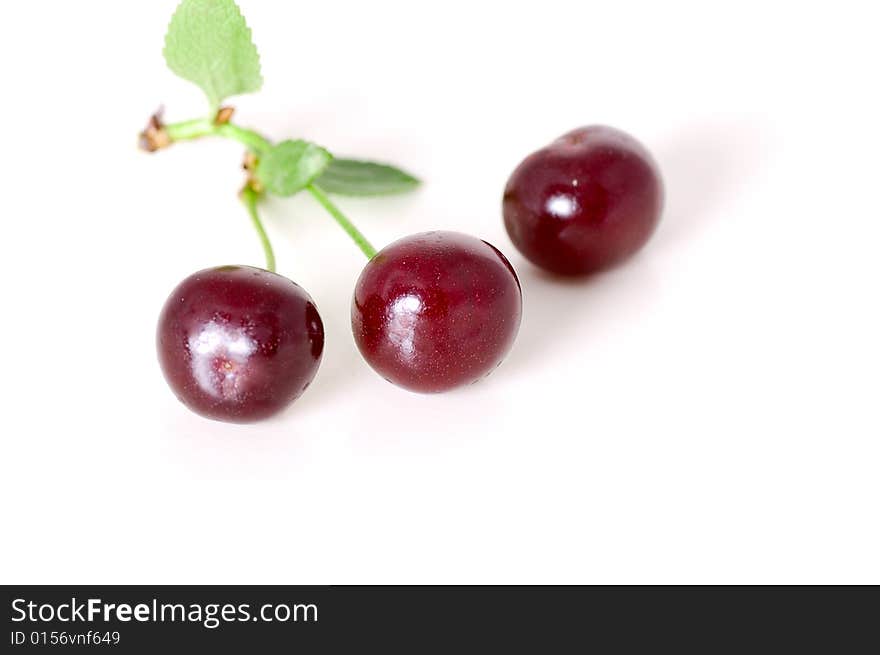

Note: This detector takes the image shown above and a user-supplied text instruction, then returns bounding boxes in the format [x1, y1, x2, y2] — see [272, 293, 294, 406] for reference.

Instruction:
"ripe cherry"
[157, 265, 324, 422]
[503, 125, 664, 275]
[352, 231, 522, 393]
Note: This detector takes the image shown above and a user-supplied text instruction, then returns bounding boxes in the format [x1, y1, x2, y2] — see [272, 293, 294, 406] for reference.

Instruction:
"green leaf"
[257, 140, 332, 197]
[163, 0, 262, 111]
[315, 159, 421, 196]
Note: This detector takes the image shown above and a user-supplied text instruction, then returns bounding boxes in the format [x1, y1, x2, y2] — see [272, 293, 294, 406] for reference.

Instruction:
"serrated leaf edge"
[162, 0, 263, 111]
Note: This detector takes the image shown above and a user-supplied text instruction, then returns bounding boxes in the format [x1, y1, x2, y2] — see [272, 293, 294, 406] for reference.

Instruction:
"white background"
[1, 0, 878, 583]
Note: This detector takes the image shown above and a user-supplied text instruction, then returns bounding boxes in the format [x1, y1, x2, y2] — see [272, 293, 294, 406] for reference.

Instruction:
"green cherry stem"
[149, 114, 378, 261]
[164, 118, 271, 155]
[240, 186, 276, 272]
[307, 184, 378, 259]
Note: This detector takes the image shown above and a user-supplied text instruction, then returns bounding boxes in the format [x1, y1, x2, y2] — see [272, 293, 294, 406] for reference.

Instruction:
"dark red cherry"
[352, 231, 522, 393]
[503, 125, 664, 275]
[157, 265, 324, 422]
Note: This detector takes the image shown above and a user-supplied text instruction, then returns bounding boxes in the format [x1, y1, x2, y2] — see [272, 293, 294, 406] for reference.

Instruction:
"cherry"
[157, 266, 324, 422]
[503, 125, 664, 275]
[352, 231, 522, 393]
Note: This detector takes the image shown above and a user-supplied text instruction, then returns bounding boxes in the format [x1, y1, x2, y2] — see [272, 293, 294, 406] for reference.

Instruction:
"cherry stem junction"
[164, 117, 271, 154]
[153, 114, 379, 264]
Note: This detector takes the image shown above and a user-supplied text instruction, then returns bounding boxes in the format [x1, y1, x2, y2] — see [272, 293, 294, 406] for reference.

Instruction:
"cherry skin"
[157, 265, 324, 422]
[503, 125, 664, 275]
[352, 231, 522, 393]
